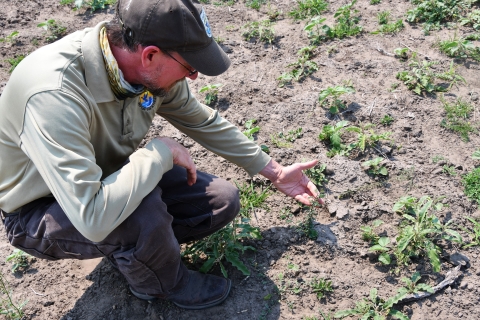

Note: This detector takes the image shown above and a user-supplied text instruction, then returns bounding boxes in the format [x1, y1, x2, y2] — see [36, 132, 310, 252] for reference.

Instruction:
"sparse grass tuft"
[440, 97, 476, 141]
[242, 20, 275, 44]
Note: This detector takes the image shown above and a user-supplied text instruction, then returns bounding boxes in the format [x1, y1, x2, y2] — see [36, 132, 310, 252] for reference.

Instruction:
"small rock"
[336, 207, 349, 220]
[449, 252, 470, 266]
[328, 204, 338, 214]
[437, 160, 447, 166]
[325, 168, 334, 175]
[43, 301, 54, 307]
[432, 168, 443, 175]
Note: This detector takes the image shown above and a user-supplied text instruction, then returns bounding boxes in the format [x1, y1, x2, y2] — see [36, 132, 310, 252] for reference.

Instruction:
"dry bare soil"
[1, 0, 480, 319]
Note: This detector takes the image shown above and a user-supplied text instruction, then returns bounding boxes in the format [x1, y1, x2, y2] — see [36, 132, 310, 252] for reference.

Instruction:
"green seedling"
[305, 163, 327, 187]
[304, 0, 362, 44]
[377, 11, 390, 25]
[394, 47, 412, 60]
[6, 249, 30, 273]
[399, 272, 434, 295]
[442, 165, 456, 176]
[278, 46, 318, 87]
[0, 271, 27, 320]
[73, 0, 115, 11]
[372, 19, 404, 35]
[473, 150, 480, 160]
[0, 31, 19, 44]
[7, 55, 25, 73]
[406, 0, 474, 34]
[270, 128, 303, 148]
[318, 84, 355, 114]
[463, 167, 480, 204]
[236, 181, 271, 218]
[287, 262, 299, 271]
[432, 155, 446, 163]
[380, 114, 394, 126]
[361, 220, 383, 243]
[318, 120, 355, 157]
[242, 119, 260, 141]
[346, 123, 392, 153]
[440, 97, 476, 141]
[289, 0, 328, 20]
[392, 195, 417, 215]
[369, 236, 392, 265]
[297, 200, 321, 239]
[362, 157, 388, 176]
[182, 217, 261, 277]
[279, 207, 294, 222]
[396, 55, 465, 95]
[438, 34, 480, 61]
[370, 0, 380, 4]
[461, 217, 480, 248]
[245, 0, 266, 10]
[460, 9, 480, 30]
[310, 277, 333, 300]
[198, 83, 222, 105]
[334, 288, 408, 319]
[242, 20, 275, 44]
[37, 19, 67, 42]
[394, 196, 462, 272]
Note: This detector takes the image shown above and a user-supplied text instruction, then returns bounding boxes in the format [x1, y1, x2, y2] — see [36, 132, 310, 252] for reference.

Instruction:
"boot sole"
[129, 279, 232, 310]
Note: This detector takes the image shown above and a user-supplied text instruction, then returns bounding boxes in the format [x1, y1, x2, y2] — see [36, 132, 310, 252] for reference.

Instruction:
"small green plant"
[6, 56, 25, 73]
[304, 0, 362, 44]
[0, 271, 27, 320]
[463, 167, 480, 203]
[461, 217, 480, 248]
[396, 55, 466, 95]
[297, 200, 321, 239]
[460, 9, 480, 30]
[242, 119, 260, 140]
[289, 0, 328, 20]
[198, 83, 222, 105]
[377, 11, 390, 25]
[277, 46, 318, 87]
[442, 165, 456, 176]
[182, 217, 261, 277]
[318, 120, 355, 157]
[305, 163, 327, 187]
[0, 31, 19, 44]
[318, 84, 355, 114]
[399, 272, 434, 295]
[6, 249, 30, 273]
[346, 123, 392, 153]
[310, 277, 333, 300]
[472, 150, 480, 160]
[242, 20, 275, 44]
[440, 97, 476, 141]
[334, 288, 408, 319]
[362, 157, 388, 176]
[393, 196, 462, 272]
[37, 19, 67, 42]
[394, 47, 412, 60]
[361, 219, 383, 243]
[369, 236, 392, 265]
[73, 0, 116, 11]
[406, 0, 474, 34]
[370, 0, 380, 4]
[380, 114, 394, 126]
[438, 34, 480, 61]
[236, 181, 271, 217]
[245, 0, 266, 10]
[270, 128, 303, 148]
[372, 13, 404, 35]
[432, 155, 446, 163]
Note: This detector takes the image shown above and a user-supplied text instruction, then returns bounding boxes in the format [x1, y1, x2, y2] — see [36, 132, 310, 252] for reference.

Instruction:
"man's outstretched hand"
[259, 159, 324, 206]
[157, 137, 197, 186]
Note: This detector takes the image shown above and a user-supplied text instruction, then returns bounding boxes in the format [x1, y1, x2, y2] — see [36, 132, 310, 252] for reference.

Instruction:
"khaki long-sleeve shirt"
[0, 22, 271, 242]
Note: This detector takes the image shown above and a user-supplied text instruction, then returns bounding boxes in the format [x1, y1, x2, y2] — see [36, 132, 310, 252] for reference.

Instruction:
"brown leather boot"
[130, 270, 232, 310]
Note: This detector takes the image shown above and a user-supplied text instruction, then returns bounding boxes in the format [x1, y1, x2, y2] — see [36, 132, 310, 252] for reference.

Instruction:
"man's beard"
[141, 68, 182, 97]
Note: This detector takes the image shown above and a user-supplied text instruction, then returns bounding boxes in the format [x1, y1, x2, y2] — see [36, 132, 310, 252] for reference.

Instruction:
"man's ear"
[140, 46, 162, 68]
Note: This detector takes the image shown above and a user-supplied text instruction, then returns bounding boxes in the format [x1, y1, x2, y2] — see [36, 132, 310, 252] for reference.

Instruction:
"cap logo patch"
[200, 8, 212, 38]
[139, 91, 156, 110]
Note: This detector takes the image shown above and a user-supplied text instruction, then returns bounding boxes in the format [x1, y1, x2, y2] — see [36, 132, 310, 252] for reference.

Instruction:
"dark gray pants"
[2, 166, 240, 296]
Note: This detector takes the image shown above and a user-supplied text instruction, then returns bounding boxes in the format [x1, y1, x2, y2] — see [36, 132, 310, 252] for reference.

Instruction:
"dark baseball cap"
[117, 0, 231, 76]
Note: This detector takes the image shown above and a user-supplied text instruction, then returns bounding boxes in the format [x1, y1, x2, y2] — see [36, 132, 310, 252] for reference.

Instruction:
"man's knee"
[210, 178, 240, 223]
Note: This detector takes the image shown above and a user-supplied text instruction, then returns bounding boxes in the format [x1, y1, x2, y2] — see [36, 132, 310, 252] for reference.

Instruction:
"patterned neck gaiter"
[99, 27, 145, 100]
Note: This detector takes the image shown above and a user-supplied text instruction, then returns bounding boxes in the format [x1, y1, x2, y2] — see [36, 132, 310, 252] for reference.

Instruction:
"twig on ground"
[400, 42, 430, 60]
[369, 98, 377, 117]
[372, 146, 390, 161]
[375, 46, 394, 57]
[30, 287, 47, 296]
[398, 265, 462, 304]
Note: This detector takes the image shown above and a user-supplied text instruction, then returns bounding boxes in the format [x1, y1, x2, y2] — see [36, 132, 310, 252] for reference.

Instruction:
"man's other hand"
[259, 159, 323, 206]
[157, 137, 197, 185]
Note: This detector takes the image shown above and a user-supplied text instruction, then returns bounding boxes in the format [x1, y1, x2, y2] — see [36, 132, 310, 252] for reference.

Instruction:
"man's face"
[139, 51, 198, 97]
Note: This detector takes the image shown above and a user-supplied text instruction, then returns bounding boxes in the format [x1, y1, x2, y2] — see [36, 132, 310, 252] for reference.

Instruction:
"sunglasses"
[163, 50, 198, 76]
